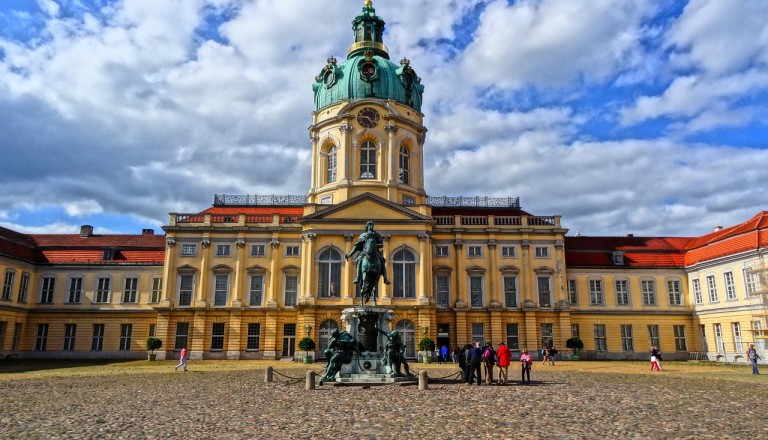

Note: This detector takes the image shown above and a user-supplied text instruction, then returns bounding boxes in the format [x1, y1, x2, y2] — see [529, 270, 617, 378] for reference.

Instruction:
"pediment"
[304, 193, 431, 223]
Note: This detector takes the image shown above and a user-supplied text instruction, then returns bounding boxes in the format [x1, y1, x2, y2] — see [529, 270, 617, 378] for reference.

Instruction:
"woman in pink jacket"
[520, 348, 533, 384]
[496, 342, 512, 385]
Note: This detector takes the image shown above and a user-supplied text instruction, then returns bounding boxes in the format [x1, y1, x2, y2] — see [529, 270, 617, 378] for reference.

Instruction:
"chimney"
[714, 226, 723, 232]
[80, 225, 94, 238]
[142, 228, 155, 235]
[627, 233, 634, 238]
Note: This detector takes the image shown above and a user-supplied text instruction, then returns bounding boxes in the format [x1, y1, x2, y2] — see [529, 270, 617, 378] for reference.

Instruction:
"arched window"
[318, 319, 339, 357]
[318, 248, 342, 298]
[327, 146, 337, 184]
[392, 249, 416, 298]
[399, 146, 409, 184]
[395, 320, 416, 358]
[360, 140, 376, 179]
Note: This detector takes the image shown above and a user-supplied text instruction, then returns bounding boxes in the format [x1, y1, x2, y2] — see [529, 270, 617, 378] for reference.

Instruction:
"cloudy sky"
[2, 0, 767, 237]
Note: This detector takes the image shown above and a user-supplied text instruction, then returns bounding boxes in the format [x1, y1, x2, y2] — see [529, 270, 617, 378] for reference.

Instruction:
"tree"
[146, 337, 163, 354]
[298, 337, 316, 357]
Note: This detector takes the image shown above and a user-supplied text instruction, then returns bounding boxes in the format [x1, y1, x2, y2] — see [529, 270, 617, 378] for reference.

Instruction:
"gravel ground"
[1, 361, 766, 439]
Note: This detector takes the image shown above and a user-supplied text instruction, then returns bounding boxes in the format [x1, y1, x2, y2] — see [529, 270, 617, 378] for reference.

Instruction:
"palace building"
[1, 1, 766, 363]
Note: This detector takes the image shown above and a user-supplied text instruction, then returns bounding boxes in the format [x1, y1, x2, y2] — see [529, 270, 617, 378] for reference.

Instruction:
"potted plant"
[566, 336, 584, 360]
[298, 336, 316, 364]
[146, 337, 163, 361]
[418, 337, 436, 363]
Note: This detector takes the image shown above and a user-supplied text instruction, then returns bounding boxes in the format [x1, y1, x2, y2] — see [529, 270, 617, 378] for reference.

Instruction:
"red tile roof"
[565, 236, 689, 268]
[684, 211, 768, 266]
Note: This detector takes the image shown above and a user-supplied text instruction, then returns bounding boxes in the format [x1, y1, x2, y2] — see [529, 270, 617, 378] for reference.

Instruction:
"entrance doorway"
[437, 323, 451, 361]
[282, 323, 296, 357]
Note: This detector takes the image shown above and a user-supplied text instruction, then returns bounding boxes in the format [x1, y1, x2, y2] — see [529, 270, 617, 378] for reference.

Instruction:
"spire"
[348, 0, 389, 59]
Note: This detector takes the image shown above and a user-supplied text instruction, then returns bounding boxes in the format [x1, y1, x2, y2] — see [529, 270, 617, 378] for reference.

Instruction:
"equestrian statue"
[345, 221, 390, 306]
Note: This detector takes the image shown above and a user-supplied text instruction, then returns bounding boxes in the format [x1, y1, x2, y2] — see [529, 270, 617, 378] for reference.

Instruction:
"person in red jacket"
[175, 347, 188, 372]
[496, 342, 511, 385]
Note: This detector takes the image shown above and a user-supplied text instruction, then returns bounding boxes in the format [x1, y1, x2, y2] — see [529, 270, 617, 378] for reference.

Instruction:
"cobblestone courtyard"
[1, 360, 766, 439]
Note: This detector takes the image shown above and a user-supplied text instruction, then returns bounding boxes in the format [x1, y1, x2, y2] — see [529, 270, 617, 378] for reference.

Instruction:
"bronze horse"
[358, 233, 382, 306]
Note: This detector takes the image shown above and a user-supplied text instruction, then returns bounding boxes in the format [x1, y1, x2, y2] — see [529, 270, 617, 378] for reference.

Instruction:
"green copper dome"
[312, 1, 424, 112]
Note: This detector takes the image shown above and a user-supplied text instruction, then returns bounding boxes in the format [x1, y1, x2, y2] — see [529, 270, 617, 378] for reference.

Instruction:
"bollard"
[418, 370, 428, 390]
[265, 366, 273, 383]
[306, 371, 316, 390]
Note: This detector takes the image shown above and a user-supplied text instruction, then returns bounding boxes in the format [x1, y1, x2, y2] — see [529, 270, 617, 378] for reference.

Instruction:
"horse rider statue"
[346, 221, 391, 286]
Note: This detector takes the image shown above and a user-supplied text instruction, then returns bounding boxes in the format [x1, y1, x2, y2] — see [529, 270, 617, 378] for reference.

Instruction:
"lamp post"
[304, 324, 312, 336]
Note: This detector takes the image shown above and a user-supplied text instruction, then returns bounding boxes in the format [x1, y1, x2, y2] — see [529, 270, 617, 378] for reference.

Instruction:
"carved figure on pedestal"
[346, 221, 390, 305]
[378, 327, 412, 377]
[321, 328, 362, 382]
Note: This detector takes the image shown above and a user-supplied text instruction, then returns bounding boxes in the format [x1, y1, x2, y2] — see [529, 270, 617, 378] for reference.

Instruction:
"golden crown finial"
[365, 0, 373, 6]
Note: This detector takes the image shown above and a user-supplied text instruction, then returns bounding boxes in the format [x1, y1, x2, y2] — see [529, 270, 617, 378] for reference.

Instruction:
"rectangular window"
[285, 245, 300, 257]
[506, 323, 520, 351]
[593, 324, 607, 351]
[620, 325, 633, 352]
[63, 323, 77, 351]
[178, 275, 193, 306]
[470, 276, 483, 308]
[0, 321, 6, 350]
[181, 244, 197, 256]
[215, 244, 231, 257]
[724, 272, 737, 300]
[538, 276, 551, 307]
[320, 196, 333, 205]
[471, 323, 485, 347]
[667, 280, 682, 306]
[641, 280, 656, 305]
[67, 277, 83, 304]
[744, 270, 758, 296]
[35, 323, 49, 351]
[249, 275, 263, 307]
[501, 246, 516, 258]
[247, 323, 261, 351]
[434, 245, 449, 258]
[284, 275, 298, 306]
[540, 323, 554, 349]
[92, 324, 104, 351]
[250, 244, 266, 257]
[468, 245, 482, 258]
[732, 323, 743, 352]
[692, 279, 703, 305]
[534, 246, 549, 258]
[674, 325, 687, 351]
[567, 279, 578, 305]
[211, 323, 225, 351]
[571, 324, 580, 338]
[119, 324, 132, 351]
[435, 275, 449, 308]
[149, 324, 156, 337]
[214, 274, 229, 306]
[18, 273, 30, 303]
[706, 275, 718, 302]
[589, 279, 604, 305]
[648, 325, 660, 348]
[2, 270, 15, 300]
[40, 276, 55, 304]
[150, 277, 163, 303]
[12, 323, 22, 351]
[503, 276, 517, 308]
[95, 277, 111, 303]
[615, 279, 629, 306]
[122, 277, 138, 303]
[175, 322, 190, 350]
[714, 323, 724, 352]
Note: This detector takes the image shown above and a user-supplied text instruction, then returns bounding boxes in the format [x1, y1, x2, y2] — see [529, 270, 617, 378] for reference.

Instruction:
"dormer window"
[612, 251, 625, 265]
[103, 249, 115, 261]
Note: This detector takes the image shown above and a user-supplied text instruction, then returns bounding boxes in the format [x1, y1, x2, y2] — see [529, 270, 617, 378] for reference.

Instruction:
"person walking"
[482, 342, 496, 385]
[541, 346, 549, 365]
[496, 342, 511, 385]
[520, 348, 533, 384]
[468, 341, 483, 385]
[650, 345, 662, 371]
[547, 346, 558, 366]
[441, 345, 449, 365]
[746, 343, 761, 375]
[175, 347, 188, 372]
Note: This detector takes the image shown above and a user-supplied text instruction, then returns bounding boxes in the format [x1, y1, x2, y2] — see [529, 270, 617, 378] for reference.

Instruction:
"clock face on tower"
[357, 107, 380, 128]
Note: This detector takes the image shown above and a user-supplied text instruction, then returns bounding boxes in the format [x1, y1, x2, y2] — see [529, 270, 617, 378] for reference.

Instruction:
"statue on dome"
[346, 221, 390, 305]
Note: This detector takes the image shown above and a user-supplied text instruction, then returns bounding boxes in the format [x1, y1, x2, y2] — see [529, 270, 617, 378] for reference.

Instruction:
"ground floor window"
[395, 320, 416, 358]
[175, 322, 189, 350]
[648, 325, 660, 348]
[119, 324, 132, 351]
[35, 324, 48, 351]
[594, 324, 607, 351]
[541, 323, 554, 349]
[471, 323, 485, 347]
[620, 325, 633, 351]
[318, 319, 339, 356]
[246, 323, 260, 351]
[92, 324, 104, 351]
[674, 325, 687, 351]
[506, 323, 520, 351]
[211, 323, 225, 351]
[63, 324, 76, 351]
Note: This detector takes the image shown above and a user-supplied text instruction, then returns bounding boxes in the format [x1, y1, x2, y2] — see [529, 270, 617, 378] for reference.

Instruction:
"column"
[524, 309, 539, 352]
[343, 234, 355, 304]
[385, 124, 398, 186]
[190, 310, 207, 360]
[454, 236, 466, 308]
[161, 236, 176, 307]
[226, 311, 242, 360]
[309, 134, 319, 196]
[195, 237, 210, 306]
[418, 233, 430, 305]
[231, 237, 246, 308]
[300, 233, 316, 304]
[520, 238, 532, 307]
[262, 311, 279, 360]
[266, 238, 280, 307]
[340, 123, 353, 184]
[488, 239, 499, 307]
[379, 234, 392, 305]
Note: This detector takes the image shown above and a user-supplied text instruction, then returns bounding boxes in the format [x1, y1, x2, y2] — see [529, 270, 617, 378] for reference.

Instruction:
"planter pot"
[571, 354, 580, 361]
[422, 356, 433, 364]
[147, 353, 157, 361]
[302, 356, 313, 364]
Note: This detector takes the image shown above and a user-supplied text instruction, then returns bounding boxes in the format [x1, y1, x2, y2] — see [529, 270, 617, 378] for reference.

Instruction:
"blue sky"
[2, 0, 768, 237]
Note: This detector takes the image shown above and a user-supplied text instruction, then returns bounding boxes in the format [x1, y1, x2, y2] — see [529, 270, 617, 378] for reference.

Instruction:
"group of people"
[541, 346, 558, 365]
[458, 341, 533, 385]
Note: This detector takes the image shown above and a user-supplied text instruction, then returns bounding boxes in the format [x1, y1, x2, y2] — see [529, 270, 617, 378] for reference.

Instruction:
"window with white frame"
[667, 280, 682, 306]
[538, 276, 552, 307]
[360, 140, 377, 179]
[470, 275, 484, 308]
[92, 324, 104, 351]
[150, 277, 163, 303]
[534, 246, 549, 258]
[18, 272, 30, 303]
[396, 320, 416, 358]
[285, 245, 300, 257]
[714, 323, 724, 352]
[744, 269, 758, 296]
[175, 322, 189, 350]
[615, 279, 629, 305]
[620, 325, 633, 351]
[35, 323, 48, 351]
[39, 276, 55, 304]
[213, 274, 229, 306]
[318, 319, 339, 356]
[471, 323, 485, 347]
[611, 251, 625, 265]
[327, 146, 337, 184]
[506, 323, 520, 351]
[181, 244, 197, 256]
[641, 279, 656, 305]
[674, 325, 687, 351]
[571, 324, 580, 338]
[284, 274, 298, 306]
[122, 277, 138, 303]
[2, 269, 15, 300]
[67, 276, 83, 304]
[119, 324, 132, 351]
[211, 323, 225, 351]
[692, 279, 703, 304]
[435, 275, 450, 308]
[249, 274, 264, 307]
[503, 275, 517, 308]
[246, 323, 261, 351]
[398, 145, 409, 184]
[216, 244, 231, 257]
[732, 322, 743, 352]
[468, 245, 482, 258]
[63, 324, 76, 351]
[706, 275, 718, 302]
[320, 196, 333, 205]
[648, 325, 660, 347]
[393, 249, 416, 299]
[402, 195, 416, 206]
[318, 248, 342, 298]
[250, 244, 266, 257]
[567, 279, 578, 305]
[593, 324, 607, 351]
[94, 276, 111, 303]
[178, 274, 194, 306]
[589, 279, 604, 305]
[723, 272, 737, 300]
[501, 246, 516, 258]
[434, 245, 449, 258]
